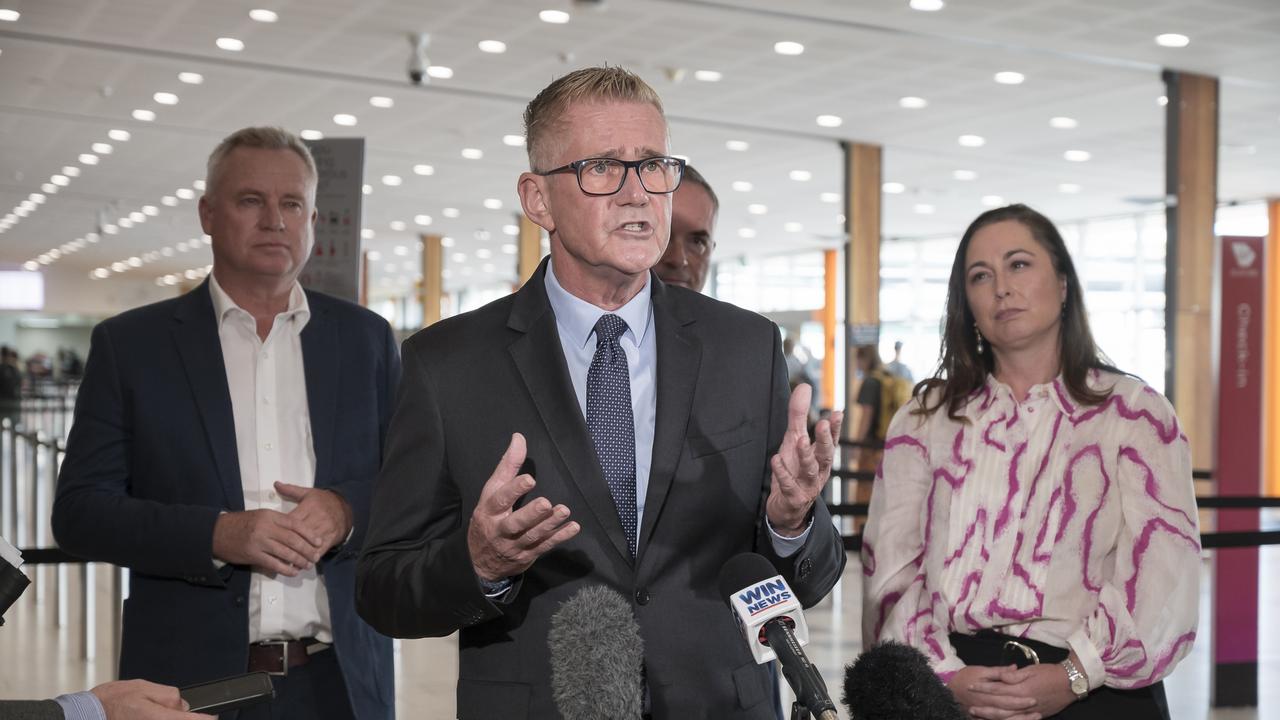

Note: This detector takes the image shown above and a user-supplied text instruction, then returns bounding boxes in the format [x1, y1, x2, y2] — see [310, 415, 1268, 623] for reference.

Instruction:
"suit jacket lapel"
[507, 260, 634, 565]
[172, 281, 244, 510]
[638, 278, 701, 561]
[301, 294, 339, 489]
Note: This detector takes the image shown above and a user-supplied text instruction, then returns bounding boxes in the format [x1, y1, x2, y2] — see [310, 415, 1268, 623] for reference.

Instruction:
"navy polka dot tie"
[587, 313, 637, 557]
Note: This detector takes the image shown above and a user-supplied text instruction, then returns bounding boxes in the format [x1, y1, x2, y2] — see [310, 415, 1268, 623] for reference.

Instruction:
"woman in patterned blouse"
[862, 204, 1199, 720]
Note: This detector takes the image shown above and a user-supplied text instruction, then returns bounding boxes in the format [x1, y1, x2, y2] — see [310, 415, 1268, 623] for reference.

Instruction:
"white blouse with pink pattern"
[861, 370, 1200, 691]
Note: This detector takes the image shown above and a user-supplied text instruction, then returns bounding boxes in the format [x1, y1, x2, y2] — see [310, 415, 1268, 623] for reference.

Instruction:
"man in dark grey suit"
[357, 67, 845, 719]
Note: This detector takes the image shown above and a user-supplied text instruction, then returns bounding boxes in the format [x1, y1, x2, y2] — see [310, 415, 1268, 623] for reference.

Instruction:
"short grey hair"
[205, 126, 317, 194]
[523, 66, 665, 171]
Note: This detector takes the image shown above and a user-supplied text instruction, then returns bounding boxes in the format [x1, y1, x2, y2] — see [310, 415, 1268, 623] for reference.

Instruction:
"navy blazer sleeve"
[52, 321, 224, 584]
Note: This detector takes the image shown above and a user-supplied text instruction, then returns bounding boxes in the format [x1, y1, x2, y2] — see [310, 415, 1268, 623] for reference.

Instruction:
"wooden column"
[518, 215, 543, 287]
[359, 250, 369, 307]
[419, 233, 443, 327]
[841, 141, 881, 439]
[1266, 199, 1280, 496]
[1163, 70, 1217, 469]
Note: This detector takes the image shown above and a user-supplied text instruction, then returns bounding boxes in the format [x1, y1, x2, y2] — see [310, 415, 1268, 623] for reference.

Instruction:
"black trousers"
[950, 632, 1170, 720]
[232, 647, 354, 720]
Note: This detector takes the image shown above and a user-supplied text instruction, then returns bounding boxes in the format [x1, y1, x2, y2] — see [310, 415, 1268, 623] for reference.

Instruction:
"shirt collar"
[543, 258, 653, 349]
[964, 373, 1076, 420]
[208, 273, 311, 334]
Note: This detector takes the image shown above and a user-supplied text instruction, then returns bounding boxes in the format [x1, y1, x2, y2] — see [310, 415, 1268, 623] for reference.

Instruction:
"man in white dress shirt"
[53, 127, 398, 719]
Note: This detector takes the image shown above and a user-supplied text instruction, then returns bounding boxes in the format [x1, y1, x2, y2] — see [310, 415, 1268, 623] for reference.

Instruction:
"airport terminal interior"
[2, 0, 1279, 718]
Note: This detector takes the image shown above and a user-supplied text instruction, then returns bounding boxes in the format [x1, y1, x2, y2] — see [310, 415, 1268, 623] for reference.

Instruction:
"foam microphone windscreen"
[842, 641, 966, 720]
[548, 585, 645, 720]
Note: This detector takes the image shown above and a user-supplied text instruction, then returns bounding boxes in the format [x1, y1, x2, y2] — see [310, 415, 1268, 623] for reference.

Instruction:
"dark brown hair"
[916, 204, 1115, 421]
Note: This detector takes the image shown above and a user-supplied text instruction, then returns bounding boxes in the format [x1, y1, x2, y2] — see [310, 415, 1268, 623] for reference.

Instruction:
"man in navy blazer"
[52, 127, 397, 720]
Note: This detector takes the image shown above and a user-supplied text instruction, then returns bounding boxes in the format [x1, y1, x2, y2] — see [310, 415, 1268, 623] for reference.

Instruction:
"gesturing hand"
[91, 678, 213, 720]
[275, 482, 353, 555]
[766, 383, 841, 534]
[212, 509, 323, 577]
[468, 433, 580, 582]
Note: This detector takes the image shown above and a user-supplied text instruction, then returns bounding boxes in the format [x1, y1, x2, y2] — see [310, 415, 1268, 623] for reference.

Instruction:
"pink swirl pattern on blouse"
[861, 371, 1199, 690]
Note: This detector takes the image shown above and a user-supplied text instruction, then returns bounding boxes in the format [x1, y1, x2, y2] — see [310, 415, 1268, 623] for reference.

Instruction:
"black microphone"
[842, 641, 966, 720]
[718, 552, 838, 720]
[548, 585, 645, 720]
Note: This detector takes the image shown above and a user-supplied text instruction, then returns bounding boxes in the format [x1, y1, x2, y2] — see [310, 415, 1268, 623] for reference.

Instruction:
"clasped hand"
[212, 483, 353, 576]
[766, 383, 843, 535]
[948, 663, 1077, 720]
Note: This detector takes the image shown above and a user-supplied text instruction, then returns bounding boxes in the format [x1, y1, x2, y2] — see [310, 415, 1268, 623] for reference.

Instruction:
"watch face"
[1071, 676, 1089, 695]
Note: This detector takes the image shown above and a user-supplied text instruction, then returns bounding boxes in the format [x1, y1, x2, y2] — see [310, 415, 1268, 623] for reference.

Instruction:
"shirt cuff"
[54, 690, 107, 720]
[766, 514, 813, 558]
[1067, 627, 1106, 691]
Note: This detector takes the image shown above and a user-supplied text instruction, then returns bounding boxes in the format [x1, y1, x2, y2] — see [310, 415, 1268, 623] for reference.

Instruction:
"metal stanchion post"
[29, 432, 43, 601]
[81, 562, 96, 661]
[1, 418, 12, 541]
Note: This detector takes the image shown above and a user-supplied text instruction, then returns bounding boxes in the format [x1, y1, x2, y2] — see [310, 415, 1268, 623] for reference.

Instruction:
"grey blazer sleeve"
[0, 700, 65, 720]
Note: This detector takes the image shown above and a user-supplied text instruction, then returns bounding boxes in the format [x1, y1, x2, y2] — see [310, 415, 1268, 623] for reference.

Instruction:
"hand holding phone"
[180, 672, 274, 714]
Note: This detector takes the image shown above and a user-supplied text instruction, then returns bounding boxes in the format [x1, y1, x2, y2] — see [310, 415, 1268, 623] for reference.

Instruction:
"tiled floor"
[3, 543, 1277, 720]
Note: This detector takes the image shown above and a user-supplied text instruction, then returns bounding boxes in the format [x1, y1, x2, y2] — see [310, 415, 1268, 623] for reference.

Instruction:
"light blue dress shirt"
[53, 691, 106, 720]
[544, 260, 809, 556]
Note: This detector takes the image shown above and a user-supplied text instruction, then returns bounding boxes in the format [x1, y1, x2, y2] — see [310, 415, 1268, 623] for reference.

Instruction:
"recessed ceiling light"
[23, 261, 39, 271]
[503, 225, 519, 236]
[958, 134, 985, 147]
[129, 211, 145, 222]
[393, 245, 409, 256]
[816, 114, 843, 128]
[369, 96, 394, 108]
[249, 8, 278, 22]
[774, 41, 804, 55]
[41, 183, 57, 193]
[953, 169, 977, 181]
[747, 203, 767, 215]
[913, 203, 935, 215]
[29, 193, 45, 203]
[92, 268, 109, 279]
[462, 148, 484, 160]
[483, 198, 503, 210]
[51, 174, 70, 186]
[882, 182, 905, 194]
[1058, 183, 1082, 194]
[91, 142, 113, 154]
[389, 221, 407, 232]
[899, 96, 928, 109]
[784, 222, 804, 232]
[63, 166, 81, 177]
[732, 181, 753, 192]
[361, 228, 375, 240]
[503, 134, 526, 147]
[78, 153, 99, 165]
[789, 170, 812, 182]
[143, 205, 159, 216]
[0, 9, 19, 22]
[415, 214, 433, 226]
[820, 192, 840, 203]
[161, 196, 178, 207]
[1155, 33, 1189, 48]
[132, 109, 156, 122]
[382, 175, 402, 186]
[441, 236, 456, 247]
[539, 9, 570, 23]
[300, 129, 323, 140]
[442, 207, 460, 218]
[413, 164, 434, 175]
[333, 113, 357, 126]
[367, 250, 382, 261]
[994, 71, 1025, 85]
[178, 72, 204, 85]
[478, 40, 507, 53]
[108, 129, 131, 142]
[176, 188, 196, 199]
[1049, 116, 1078, 129]
[1157, 95, 1168, 106]
[363, 184, 373, 195]
[738, 228, 758, 238]
[909, 0, 944, 10]
[981, 195, 1004, 207]
[1064, 149, 1091, 162]
[216, 37, 245, 52]
[427, 65, 454, 79]
[476, 248, 493, 259]
[694, 70, 722, 82]
[118, 218, 134, 229]
[726, 140, 750, 152]
[153, 92, 179, 105]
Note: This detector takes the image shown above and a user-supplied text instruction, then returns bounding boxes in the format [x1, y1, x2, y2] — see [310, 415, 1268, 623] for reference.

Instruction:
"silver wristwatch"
[1060, 658, 1089, 700]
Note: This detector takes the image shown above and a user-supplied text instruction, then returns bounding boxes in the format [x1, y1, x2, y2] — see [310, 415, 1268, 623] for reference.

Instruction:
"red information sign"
[1212, 235, 1264, 706]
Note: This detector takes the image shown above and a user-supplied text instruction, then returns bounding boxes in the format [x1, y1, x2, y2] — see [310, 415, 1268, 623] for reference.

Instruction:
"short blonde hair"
[205, 126, 317, 194]
[523, 66, 665, 171]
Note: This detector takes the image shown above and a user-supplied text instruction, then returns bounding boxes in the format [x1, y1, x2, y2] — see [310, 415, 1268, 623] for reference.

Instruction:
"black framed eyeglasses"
[536, 156, 685, 196]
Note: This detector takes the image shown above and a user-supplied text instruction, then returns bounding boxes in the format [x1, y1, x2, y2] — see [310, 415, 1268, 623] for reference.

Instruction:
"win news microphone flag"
[718, 552, 838, 720]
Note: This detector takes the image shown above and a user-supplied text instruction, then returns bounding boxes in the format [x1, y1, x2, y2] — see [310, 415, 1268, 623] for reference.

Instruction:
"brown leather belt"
[247, 638, 330, 676]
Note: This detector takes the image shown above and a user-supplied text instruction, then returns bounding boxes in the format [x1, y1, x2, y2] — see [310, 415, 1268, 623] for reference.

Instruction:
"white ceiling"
[0, 0, 1277, 297]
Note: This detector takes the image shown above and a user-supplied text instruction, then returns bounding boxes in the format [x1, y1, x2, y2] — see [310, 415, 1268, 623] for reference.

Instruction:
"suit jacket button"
[798, 558, 812, 579]
[234, 596, 245, 607]
[634, 588, 650, 606]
